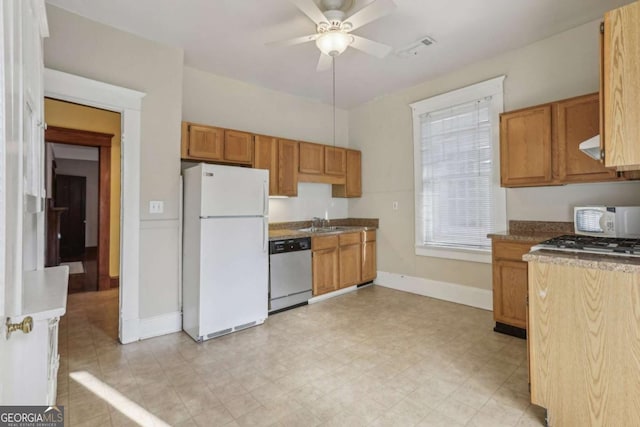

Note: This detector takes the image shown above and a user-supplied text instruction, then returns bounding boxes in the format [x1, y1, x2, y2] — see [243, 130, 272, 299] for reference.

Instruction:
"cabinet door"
[324, 146, 346, 176]
[603, 2, 640, 169]
[555, 94, 618, 183]
[493, 259, 528, 329]
[339, 243, 361, 288]
[500, 106, 554, 187]
[361, 237, 376, 283]
[312, 248, 339, 295]
[277, 139, 299, 197]
[299, 142, 325, 174]
[224, 130, 253, 164]
[333, 149, 362, 198]
[188, 125, 224, 160]
[253, 135, 278, 195]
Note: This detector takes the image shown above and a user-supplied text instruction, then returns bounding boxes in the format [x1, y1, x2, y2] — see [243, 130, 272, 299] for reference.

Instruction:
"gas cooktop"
[532, 235, 640, 257]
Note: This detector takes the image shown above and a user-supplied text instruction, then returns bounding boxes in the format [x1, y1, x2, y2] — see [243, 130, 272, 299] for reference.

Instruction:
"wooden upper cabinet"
[277, 139, 299, 197]
[500, 105, 554, 187]
[299, 142, 325, 174]
[333, 149, 361, 198]
[602, 2, 640, 169]
[186, 124, 224, 161]
[224, 130, 253, 164]
[554, 94, 618, 183]
[324, 146, 346, 176]
[253, 135, 278, 195]
[181, 122, 253, 165]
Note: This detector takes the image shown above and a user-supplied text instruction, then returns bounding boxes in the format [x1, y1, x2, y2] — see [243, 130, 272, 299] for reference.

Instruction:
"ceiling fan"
[270, 0, 396, 71]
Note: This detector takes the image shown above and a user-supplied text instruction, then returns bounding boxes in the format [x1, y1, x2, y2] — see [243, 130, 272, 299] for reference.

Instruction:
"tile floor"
[57, 285, 546, 427]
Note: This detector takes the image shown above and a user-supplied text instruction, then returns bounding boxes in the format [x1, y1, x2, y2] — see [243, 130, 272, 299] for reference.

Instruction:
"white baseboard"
[308, 285, 359, 304]
[120, 318, 140, 344]
[138, 311, 182, 340]
[374, 271, 493, 311]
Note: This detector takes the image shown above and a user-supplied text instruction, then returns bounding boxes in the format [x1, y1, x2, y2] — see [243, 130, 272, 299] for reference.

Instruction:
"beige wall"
[348, 19, 640, 292]
[54, 158, 99, 248]
[44, 99, 121, 277]
[182, 66, 349, 222]
[44, 5, 184, 319]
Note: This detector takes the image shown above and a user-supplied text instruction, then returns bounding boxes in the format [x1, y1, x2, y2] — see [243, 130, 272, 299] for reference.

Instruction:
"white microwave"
[574, 206, 640, 238]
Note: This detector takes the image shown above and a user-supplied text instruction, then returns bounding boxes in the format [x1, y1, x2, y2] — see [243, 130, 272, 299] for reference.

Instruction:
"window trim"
[411, 76, 506, 263]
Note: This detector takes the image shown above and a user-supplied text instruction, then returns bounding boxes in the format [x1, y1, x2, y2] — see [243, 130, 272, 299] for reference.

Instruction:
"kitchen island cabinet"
[526, 251, 640, 426]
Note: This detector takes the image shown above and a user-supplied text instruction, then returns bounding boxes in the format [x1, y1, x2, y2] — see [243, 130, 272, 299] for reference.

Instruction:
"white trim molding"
[44, 68, 145, 344]
[138, 311, 182, 340]
[308, 285, 360, 304]
[374, 271, 493, 311]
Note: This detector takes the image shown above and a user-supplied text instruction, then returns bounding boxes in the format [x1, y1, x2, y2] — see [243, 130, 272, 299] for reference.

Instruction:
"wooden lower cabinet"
[312, 235, 339, 295]
[312, 230, 377, 296]
[338, 233, 361, 288]
[491, 239, 539, 336]
[361, 230, 376, 282]
[528, 260, 640, 426]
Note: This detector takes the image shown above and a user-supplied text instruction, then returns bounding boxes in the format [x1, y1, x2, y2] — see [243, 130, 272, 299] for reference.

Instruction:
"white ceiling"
[45, 0, 632, 109]
[50, 143, 98, 162]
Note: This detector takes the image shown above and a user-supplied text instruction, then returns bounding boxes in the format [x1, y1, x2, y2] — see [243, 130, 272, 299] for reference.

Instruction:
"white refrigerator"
[182, 163, 269, 342]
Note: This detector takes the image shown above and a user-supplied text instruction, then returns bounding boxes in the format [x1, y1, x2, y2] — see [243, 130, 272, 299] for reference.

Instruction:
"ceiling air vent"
[395, 35, 437, 58]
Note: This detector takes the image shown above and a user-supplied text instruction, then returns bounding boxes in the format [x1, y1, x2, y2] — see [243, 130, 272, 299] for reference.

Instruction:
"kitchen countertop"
[488, 220, 574, 243]
[269, 225, 376, 241]
[523, 249, 640, 273]
[269, 218, 378, 241]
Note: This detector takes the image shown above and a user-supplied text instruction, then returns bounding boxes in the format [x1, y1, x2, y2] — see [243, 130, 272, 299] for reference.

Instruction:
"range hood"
[579, 135, 602, 161]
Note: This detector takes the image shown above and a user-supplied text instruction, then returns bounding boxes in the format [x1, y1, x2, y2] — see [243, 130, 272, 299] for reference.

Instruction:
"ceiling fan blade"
[266, 33, 319, 47]
[350, 35, 392, 58]
[317, 53, 332, 72]
[344, 0, 396, 31]
[288, 0, 329, 25]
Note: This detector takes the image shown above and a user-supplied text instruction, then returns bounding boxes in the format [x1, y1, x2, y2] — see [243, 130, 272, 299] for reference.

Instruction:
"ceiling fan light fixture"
[316, 31, 353, 56]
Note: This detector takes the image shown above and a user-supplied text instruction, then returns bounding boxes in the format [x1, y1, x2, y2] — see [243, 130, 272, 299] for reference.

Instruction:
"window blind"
[419, 97, 495, 250]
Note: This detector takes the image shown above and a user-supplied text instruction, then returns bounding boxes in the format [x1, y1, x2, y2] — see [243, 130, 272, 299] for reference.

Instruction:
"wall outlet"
[392, 201, 399, 210]
[149, 200, 164, 214]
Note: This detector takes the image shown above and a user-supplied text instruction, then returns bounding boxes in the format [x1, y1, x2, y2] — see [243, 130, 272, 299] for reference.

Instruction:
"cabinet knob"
[6, 316, 33, 339]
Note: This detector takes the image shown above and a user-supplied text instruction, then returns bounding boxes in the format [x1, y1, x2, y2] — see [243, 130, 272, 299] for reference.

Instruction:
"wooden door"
[253, 135, 278, 195]
[603, 1, 640, 169]
[188, 124, 224, 160]
[500, 106, 555, 187]
[224, 130, 253, 164]
[55, 175, 86, 260]
[277, 139, 299, 197]
[555, 94, 619, 183]
[299, 142, 325, 174]
[324, 146, 346, 176]
[312, 248, 339, 295]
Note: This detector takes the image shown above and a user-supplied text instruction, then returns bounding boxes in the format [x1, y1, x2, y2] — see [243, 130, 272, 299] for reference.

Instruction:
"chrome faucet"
[311, 217, 323, 230]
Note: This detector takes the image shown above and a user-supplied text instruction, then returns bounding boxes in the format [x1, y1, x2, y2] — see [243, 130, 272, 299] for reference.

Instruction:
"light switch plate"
[392, 201, 399, 210]
[149, 200, 164, 214]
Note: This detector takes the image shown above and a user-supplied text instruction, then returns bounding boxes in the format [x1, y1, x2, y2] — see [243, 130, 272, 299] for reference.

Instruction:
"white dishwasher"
[268, 237, 312, 313]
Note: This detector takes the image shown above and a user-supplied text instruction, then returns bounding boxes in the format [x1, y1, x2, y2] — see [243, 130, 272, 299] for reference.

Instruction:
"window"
[411, 77, 506, 263]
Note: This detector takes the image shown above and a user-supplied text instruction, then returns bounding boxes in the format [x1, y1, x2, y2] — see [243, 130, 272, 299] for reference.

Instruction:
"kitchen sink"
[297, 226, 362, 233]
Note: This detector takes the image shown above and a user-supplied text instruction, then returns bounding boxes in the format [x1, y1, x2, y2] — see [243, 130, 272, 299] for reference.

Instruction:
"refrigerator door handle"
[262, 181, 268, 216]
[263, 217, 268, 252]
